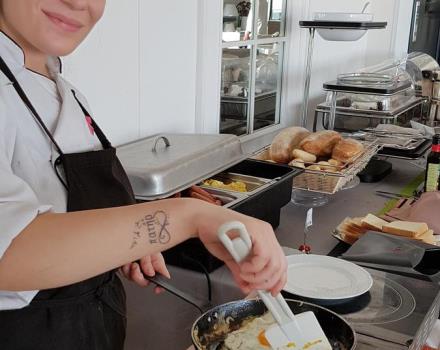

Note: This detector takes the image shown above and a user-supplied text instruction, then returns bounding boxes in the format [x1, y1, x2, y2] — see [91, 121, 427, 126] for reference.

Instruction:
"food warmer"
[315, 56, 424, 133]
[116, 134, 301, 272]
[314, 53, 440, 131]
[313, 53, 439, 160]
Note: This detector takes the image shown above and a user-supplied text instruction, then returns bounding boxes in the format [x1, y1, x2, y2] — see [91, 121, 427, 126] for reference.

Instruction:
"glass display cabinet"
[220, 0, 287, 136]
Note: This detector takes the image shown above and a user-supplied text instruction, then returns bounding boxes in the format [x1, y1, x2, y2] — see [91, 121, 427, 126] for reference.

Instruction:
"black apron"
[0, 56, 136, 350]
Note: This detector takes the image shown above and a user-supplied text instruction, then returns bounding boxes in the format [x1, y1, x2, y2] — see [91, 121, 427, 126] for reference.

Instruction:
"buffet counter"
[123, 158, 430, 350]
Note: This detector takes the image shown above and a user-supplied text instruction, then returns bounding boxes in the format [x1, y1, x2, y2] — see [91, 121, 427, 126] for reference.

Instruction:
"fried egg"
[222, 313, 295, 350]
[222, 313, 329, 350]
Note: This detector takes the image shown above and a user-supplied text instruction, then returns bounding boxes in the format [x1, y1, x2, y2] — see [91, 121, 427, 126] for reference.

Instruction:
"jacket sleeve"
[0, 109, 50, 309]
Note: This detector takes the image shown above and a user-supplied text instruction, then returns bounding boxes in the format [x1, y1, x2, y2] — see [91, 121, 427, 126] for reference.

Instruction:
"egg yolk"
[258, 330, 270, 347]
[258, 330, 297, 348]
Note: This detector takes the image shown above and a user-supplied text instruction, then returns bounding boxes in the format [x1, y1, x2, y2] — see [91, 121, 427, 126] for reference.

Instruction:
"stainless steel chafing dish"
[314, 53, 437, 132]
[116, 133, 301, 272]
[116, 134, 246, 200]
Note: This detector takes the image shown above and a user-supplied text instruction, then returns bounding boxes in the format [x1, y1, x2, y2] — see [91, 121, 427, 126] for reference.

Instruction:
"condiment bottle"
[424, 134, 440, 192]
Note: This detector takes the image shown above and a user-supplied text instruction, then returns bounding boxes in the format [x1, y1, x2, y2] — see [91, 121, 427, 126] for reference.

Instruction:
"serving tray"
[300, 21, 388, 29]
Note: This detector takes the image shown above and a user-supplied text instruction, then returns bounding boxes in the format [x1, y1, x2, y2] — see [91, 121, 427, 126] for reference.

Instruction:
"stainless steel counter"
[123, 158, 424, 350]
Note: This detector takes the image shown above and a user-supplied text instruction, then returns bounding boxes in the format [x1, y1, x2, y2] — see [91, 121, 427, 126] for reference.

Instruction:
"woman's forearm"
[0, 198, 201, 291]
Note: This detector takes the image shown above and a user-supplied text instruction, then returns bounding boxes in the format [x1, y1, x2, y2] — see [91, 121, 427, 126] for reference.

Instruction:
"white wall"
[62, 0, 414, 144]
[366, 0, 414, 65]
[63, 0, 199, 146]
[63, 1, 140, 144]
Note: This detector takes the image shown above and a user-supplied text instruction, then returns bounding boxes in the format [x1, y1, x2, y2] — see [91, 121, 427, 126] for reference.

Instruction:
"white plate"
[284, 255, 373, 300]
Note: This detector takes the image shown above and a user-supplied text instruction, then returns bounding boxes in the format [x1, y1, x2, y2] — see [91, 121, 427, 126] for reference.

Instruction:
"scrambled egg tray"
[203, 179, 248, 193]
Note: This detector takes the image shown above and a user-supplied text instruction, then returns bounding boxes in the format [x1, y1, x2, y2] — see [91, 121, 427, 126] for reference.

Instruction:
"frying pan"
[191, 298, 356, 350]
[146, 273, 356, 350]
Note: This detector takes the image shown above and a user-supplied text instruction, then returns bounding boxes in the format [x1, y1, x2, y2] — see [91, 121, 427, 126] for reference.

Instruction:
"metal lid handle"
[152, 136, 171, 152]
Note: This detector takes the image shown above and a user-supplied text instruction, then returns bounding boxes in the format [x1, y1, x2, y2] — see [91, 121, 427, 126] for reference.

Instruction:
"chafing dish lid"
[116, 134, 247, 200]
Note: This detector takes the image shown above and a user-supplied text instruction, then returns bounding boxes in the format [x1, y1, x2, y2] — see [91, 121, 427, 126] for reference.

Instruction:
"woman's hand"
[195, 204, 287, 297]
[120, 253, 171, 294]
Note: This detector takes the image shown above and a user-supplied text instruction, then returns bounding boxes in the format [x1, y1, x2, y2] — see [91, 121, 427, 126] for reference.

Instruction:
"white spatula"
[218, 222, 332, 350]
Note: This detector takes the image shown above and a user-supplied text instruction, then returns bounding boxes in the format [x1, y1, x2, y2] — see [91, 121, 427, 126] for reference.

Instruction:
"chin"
[40, 35, 85, 57]
[45, 44, 78, 57]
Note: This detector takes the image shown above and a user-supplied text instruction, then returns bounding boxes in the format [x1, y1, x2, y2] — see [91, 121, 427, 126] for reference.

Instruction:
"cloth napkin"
[376, 124, 424, 136]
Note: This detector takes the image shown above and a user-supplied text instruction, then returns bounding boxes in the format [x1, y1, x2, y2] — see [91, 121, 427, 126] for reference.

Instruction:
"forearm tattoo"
[130, 211, 171, 249]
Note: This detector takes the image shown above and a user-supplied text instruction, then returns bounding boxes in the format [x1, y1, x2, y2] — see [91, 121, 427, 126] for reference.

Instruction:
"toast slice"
[413, 230, 436, 245]
[382, 221, 429, 238]
[361, 214, 389, 232]
[339, 231, 361, 245]
[338, 218, 367, 236]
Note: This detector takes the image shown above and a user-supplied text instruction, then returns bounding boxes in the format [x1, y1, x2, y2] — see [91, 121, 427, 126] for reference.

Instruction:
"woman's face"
[0, 0, 106, 56]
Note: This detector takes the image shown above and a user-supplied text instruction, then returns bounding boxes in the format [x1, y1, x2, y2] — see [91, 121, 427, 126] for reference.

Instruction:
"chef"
[0, 1, 287, 349]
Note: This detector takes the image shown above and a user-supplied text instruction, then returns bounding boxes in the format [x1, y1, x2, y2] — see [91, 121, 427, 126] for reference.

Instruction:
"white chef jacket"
[0, 32, 101, 310]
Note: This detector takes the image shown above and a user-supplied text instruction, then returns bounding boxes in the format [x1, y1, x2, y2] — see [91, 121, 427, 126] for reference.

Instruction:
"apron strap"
[71, 90, 112, 150]
[0, 56, 64, 155]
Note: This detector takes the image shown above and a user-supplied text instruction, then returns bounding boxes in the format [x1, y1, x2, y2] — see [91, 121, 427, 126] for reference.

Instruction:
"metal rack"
[313, 97, 424, 132]
[298, 20, 388, 128]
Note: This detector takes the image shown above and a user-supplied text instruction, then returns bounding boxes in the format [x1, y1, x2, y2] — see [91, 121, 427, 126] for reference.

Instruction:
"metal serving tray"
[201, 172, 272, 195]
[195, 187, 247, 209]
[161, 159, 301, 272]
[116, 134, 247, 200]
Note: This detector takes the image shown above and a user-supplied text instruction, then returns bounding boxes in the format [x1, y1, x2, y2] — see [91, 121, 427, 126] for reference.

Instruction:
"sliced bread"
[414, 230, 436, 245]
[382, 221, 429, 238]
[361, 214, 389, 231]
[340, 231, 361, 245]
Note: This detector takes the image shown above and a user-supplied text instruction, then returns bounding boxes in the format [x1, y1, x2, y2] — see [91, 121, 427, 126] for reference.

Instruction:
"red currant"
[299, 245, 312, 254]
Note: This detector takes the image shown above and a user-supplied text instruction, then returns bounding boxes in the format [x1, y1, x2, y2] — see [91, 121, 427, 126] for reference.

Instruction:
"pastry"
[270, 127, 310, 164]
[289, 160, 306, 169]
[291, 149, 317, 163]
[332, 139, 364, 163]
[300, 131, 342, 157]
[307, 165, 321, 171]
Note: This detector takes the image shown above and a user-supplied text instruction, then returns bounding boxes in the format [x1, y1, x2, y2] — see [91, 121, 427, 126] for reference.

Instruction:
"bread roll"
[328, 159, 343, 167]
[307, 165, 321, 171]
[289, 160, 306, 169]
[291, 149, 317, 163]
[332, 139, 364, 163]
[270, 127, 311, 164]
[300, 131, 342, 157]
[317, 161, 333, 171]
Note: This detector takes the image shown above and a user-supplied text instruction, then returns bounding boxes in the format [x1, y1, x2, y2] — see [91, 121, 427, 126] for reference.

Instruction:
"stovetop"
[283, 267, 440, 349]
[325, 269, 440, 350]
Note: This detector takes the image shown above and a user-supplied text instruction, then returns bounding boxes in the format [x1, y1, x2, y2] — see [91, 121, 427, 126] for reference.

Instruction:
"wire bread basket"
[253, 139, 381, 195]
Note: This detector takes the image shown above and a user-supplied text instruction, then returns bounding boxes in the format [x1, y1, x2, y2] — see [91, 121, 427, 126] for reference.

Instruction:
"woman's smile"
[42, 10, 84, 33]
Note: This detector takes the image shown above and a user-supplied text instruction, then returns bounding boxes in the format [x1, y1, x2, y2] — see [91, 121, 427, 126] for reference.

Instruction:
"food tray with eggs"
[117, 134, 302, 272]
[252, 128, 381, 194]
[163, 159, 302, 272]
[201, 173, 272, 195]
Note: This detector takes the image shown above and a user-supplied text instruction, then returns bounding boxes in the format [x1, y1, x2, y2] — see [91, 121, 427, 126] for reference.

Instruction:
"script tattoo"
[130, 211, 171, 249]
